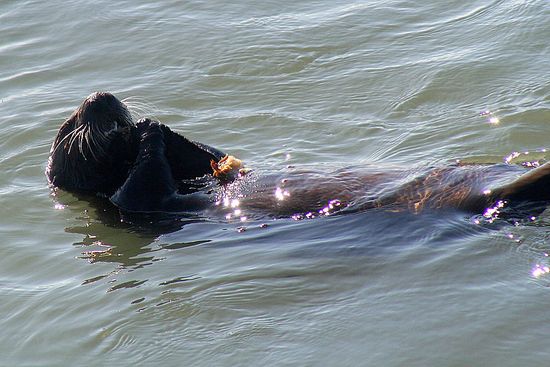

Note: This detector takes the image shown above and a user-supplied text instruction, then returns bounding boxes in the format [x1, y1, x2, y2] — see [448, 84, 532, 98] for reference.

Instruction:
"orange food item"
[210, 155, 244, 178]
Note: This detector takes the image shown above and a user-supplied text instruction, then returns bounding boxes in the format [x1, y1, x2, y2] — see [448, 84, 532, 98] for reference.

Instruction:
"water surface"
[1, 0, 550, 365]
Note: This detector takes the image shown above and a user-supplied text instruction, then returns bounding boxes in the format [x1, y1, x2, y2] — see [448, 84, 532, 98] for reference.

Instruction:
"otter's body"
[47, 92, 550, 220]
[219, 163, 533, 219]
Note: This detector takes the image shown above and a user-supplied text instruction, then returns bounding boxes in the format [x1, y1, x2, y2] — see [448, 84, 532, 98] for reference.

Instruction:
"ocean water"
[1, 0, 550, 365]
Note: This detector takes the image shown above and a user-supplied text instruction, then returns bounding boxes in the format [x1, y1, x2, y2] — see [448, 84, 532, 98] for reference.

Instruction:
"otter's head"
[47, 92, 137, 196]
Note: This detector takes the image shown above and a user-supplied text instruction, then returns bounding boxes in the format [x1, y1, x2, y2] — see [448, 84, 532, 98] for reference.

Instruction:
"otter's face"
[64, 91, 134, 161]
[47, 92, 137, 194]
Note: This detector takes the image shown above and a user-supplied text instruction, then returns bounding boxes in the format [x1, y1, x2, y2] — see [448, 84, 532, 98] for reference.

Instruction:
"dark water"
[1, 0, 550, 365]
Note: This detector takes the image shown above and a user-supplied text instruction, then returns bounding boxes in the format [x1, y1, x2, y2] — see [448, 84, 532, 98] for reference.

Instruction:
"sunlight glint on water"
[0, 0, 550, 366]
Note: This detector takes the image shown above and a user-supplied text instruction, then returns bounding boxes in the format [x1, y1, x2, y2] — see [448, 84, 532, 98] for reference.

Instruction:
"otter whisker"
[126, 104, 149, 119]
[89, 123, 100, 148]
[122, 96, 159, 122]
[78, 127, 88, 161]
[122, 96, 157, 109]
[85, 126, 101, 162]
[90, 123, 107, 159]
[51, 127, 77, 155]
[121, 107, 134, 126]
[72, 127, 86, 159]
[67, 124, 85, 156]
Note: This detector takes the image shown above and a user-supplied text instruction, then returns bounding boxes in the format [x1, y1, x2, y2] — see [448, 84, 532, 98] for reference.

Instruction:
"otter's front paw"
[134, 118, 164, 143]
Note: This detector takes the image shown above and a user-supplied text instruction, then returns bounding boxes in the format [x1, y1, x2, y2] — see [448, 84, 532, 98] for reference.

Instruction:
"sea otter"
[47, 92, 550, 220]
[47, 92, 231, 213]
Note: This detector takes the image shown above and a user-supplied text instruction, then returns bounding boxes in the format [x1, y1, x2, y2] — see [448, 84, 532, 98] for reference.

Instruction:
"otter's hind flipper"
[110, 120, 209, 213]
[492, 162, 550, 203]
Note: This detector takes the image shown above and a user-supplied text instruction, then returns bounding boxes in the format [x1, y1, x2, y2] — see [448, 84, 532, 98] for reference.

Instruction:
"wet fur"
[47, 93, 136, 195]
[47, 92, 224, 213]
[47, 92, 550, 219]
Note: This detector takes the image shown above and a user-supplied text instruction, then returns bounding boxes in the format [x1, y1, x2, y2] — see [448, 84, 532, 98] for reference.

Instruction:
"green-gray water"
[1, 0, 549, 365]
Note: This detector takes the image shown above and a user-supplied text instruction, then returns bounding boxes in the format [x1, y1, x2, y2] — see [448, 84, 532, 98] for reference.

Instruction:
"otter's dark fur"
[47, 92, 550, 219]
[47, 92, 136, 195]
[47, 92, 224, 212]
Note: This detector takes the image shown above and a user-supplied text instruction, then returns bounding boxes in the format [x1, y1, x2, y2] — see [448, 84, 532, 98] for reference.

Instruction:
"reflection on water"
[3, 0, 550, 364]
[54, 189, 213, 288]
